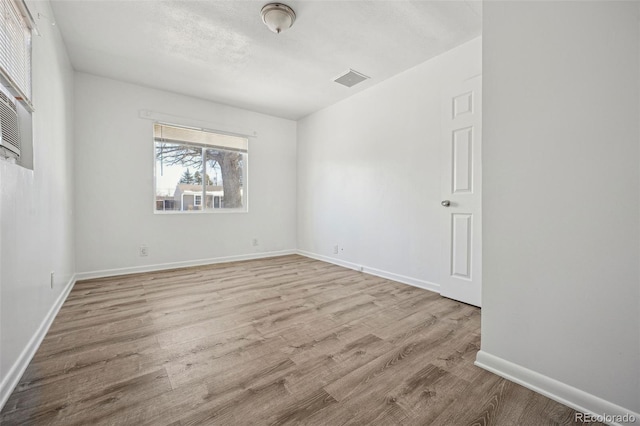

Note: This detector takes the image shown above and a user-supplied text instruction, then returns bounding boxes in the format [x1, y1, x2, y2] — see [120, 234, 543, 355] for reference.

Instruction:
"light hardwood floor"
[1, 255, 599, 425]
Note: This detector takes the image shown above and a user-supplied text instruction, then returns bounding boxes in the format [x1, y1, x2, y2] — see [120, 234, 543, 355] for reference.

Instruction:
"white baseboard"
[296, 250, 440, 294]
[297, 250, 363, 272]
[362, 265, 440, 294]
[475, 351, 640, 426]
[0, 274, 77, 411]
[75, 250, 298, 281]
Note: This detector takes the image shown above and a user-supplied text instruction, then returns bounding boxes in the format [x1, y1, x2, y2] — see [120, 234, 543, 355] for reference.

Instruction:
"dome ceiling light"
[260, 3, 296, 34]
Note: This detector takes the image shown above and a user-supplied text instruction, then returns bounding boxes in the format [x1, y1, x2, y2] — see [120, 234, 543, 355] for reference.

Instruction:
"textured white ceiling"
[49, 0, 481, 120]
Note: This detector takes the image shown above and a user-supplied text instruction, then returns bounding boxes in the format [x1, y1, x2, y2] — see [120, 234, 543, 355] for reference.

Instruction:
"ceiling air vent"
[334, 69, 370, 88]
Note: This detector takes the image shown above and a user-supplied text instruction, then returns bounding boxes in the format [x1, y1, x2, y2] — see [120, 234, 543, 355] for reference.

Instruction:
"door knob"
[441, 200, 451, 207]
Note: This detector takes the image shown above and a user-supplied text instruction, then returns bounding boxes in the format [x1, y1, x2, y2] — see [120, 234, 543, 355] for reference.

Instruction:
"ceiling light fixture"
[260, 3, 296, 34]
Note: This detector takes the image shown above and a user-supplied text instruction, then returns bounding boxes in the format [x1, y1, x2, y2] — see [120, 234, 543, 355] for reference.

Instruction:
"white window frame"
[153, 121, 249, 214]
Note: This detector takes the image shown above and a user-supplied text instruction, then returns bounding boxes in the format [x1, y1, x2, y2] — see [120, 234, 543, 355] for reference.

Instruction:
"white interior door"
[440, 75, 482, 307]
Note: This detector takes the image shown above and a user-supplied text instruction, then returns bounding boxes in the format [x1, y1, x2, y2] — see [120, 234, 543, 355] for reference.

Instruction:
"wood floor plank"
[266, 389, 338, 426]
[0, 254, 600, 425]
[323, 323, 472, 401]
[391, 364, 472, 426]
[71, 383, 209, 426]
[14, 334, 161, 394]
[1, 368, 172, 425]
[165, 337, 292, 390]
[281, 333, 396, 396]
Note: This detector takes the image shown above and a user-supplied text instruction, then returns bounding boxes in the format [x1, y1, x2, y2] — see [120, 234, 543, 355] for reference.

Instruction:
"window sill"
[153, 209, 248, 215]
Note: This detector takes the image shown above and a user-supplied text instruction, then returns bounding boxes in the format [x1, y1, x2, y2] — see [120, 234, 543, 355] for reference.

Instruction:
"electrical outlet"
[139, 245, 149, 257]
[252, 238, 259, 247]
[50, 271, 54, 289]
[333, 244, 339, 254]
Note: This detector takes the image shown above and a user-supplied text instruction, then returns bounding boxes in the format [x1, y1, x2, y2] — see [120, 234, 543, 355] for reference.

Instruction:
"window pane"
[155, 142, 203, 211]
[204, 148, 245, 210]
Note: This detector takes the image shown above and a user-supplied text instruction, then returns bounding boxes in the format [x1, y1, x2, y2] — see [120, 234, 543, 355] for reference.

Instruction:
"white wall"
[0, 0, 75, 405]
[297, 37, 481, 289]
[480, 0, 640, 415]
[74, 74, 297, 275]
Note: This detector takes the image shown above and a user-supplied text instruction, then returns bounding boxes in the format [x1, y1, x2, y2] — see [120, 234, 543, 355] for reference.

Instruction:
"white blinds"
[153, 123, 248, 153]
[0, 0, 32, 103]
